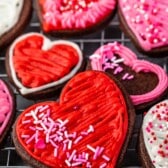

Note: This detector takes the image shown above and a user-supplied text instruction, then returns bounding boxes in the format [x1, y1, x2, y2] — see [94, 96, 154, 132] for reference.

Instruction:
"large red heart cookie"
[35, 0, 117, 36]
[139, 100, 168, 168]
[6, 33, 84, 99]
[12, 71, 135, 168]
[89, 42, 168, 109]
[0, 0, 32, 48]
[118, 0, 168, 54]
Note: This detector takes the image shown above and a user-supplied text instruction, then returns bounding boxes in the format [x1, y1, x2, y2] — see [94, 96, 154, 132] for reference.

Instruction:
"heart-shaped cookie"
[35, 0, 117, 36]
[139, 100, 168, 168]
[89, 42, 168, 109]
[0, 0, 32, 48]
[12, 71, 135, 168]
[118, 0, 168, 54]
[6, 33, 84, 99]
[0, 79, 15, 144]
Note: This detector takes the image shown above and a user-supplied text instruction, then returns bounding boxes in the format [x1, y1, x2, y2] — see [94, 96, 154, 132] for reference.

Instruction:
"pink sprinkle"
[81, 131, 88, 136]
[102, 155, 110, 162]
[65, 159, 71, 167]
[97, 147, 105, 156]
[48, 117, 55, 124]
[100, 162, 107, 168]
[63, 143, 67, 151]
[74, 136, 83, 144]
[50, 134, 58, 139]
[57, 131, 63, 136]
[75, 158, 86, 163]
[35, 126, 43, 131]
[122, 73, 129, 80]
[26, 134, 36, 144]
[40, 122, 48, 131]
[68, 150, 77, 162]
[86, 162, 91, 168]
[35, 139, 46, 149]
[22, 120, 31, 124]
[93, 146, 100, 160]
[29, 126, 36, 131]
[111, 63, 119, 67]
[35, 130, 39, 143]
[71, 162, 82, 167]
[21, 135, 30, 139]
[66, 152, 70, 158]
[113, 66, 123, 75]
[54, 148, 58, 157]
[127, 75, 134, 80]
[46, 133, 50, 143]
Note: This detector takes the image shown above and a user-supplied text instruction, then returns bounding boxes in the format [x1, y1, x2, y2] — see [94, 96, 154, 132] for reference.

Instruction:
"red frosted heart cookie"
[35, 0, 117, 36]
[0, 0, 32, 48]
[89, 42, 168, 109]
[139, 100, 168, 168]
[0, 79, 15, 144]
[12, 71, 135, 168]
[6, 33, 84, 99]
[118, 0, 168, 55]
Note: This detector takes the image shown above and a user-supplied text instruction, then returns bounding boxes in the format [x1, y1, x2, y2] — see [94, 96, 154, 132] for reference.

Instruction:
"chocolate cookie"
[12, 70, 135, 168]
[35, 0, 117, 37]
[89, 42, 168, 110]
[5, 33, 85, 99]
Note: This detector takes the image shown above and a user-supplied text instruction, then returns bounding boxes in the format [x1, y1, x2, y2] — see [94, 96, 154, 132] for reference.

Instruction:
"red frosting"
[13, 35, 79, 88]
[16, 71, 128, 167]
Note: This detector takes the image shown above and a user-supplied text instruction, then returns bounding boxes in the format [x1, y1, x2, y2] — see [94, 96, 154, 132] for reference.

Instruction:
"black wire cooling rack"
[0, 2, 167, 168]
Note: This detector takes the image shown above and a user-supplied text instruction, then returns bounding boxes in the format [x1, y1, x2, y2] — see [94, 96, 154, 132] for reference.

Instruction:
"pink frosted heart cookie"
[118, 0, 168, 55]
[6, 33, 84, 99]
[89, 42, 168, 109]
[139, 100, 168, 168]
[35, 0, 117, 36]
[0, 0, 32, 48]
[0, 79, 15, 144]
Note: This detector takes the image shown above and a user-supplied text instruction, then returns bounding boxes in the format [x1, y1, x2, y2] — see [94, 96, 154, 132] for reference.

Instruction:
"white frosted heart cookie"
[139, 100, 168, 168]
[0, 0, 32, 48]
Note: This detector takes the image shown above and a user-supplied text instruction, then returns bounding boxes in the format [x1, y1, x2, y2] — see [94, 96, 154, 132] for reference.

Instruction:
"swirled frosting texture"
[119, 0, 168, 51]
[39, 0, 116, 31]
[142, 100, 168, 167]
[0, 0, 23, 36]
[0, 80, 13, 135]
[16, 71, 129, 167]
[89, 42, 168, 105]
[9, 33, 83, 95]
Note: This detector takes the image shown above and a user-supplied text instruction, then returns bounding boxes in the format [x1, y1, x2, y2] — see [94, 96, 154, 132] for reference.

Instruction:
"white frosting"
[0, 0, 23, 36]
[9, 32, 83, 95]
[142, 100, 168, 168]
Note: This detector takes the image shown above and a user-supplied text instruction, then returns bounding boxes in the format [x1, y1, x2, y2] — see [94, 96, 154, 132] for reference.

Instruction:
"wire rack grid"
[0, 2, 168, 168]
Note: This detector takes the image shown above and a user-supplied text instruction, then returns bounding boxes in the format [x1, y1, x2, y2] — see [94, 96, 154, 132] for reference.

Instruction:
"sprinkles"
[21, 105, 111, 167]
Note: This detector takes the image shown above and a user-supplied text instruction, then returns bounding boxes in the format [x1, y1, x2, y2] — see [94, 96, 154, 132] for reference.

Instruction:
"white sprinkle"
[38, 113, 44, 118]
[86, 144, 96, 153]
[26, 134, 36, 144]
[21, 135, 30, 138]
[68, 140, 73, 150]
[65, 159, 71, 167]
[113, 58, 124, 64]
[89, 54, 101, 59]
[39, 105, 49, 112]
[71, 162, 82, 166]
[87, 125, 94, 133]
[31, 110, 38, 121]
[54, 148, 58, 157]
[50, 139, 58, 148]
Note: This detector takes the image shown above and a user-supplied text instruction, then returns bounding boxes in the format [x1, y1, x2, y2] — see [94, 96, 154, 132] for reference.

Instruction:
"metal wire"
[0, 3, 168, 168]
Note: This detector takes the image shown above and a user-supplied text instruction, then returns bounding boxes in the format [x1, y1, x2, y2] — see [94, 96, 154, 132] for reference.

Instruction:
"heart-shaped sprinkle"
[118, 0, 168, 52]
[89, 42, 168, 107]
[37, 0, 116, 32]
[14, 71, 135, 167]
[142, 100, 168, 167]
[7, 33, 83, 96]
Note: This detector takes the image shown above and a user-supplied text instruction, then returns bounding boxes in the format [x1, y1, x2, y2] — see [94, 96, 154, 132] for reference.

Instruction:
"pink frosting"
[42, 0, 116, 30]
[0, 80, 13, 135]
[119, 0, 168, 51]
[89, 42, 168, 105]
